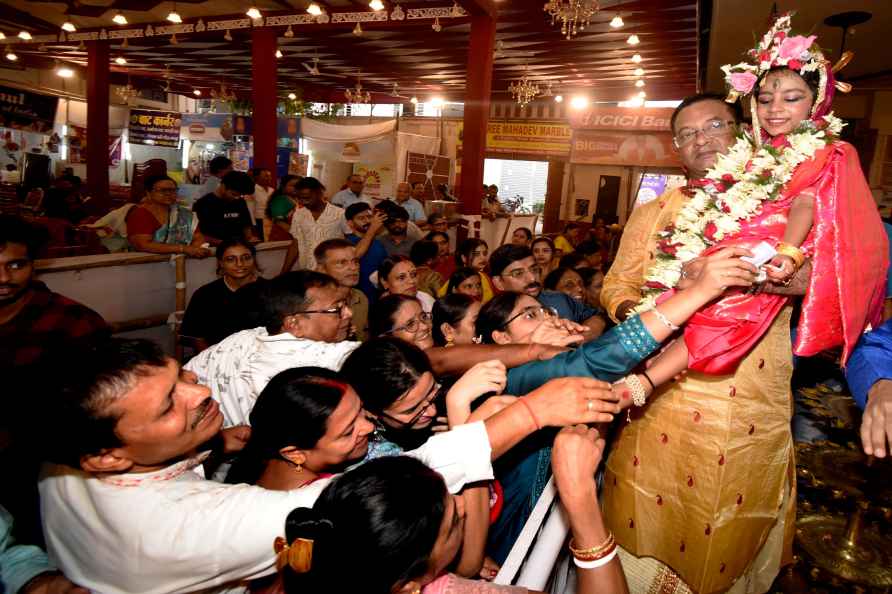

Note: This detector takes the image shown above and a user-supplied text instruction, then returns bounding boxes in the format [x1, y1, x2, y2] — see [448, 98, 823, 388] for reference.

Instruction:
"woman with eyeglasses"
[476, 292, 586, 348]
[378, 255, 436, 313]
[126, 174, 211, 257]
[180, 237, 268, 352]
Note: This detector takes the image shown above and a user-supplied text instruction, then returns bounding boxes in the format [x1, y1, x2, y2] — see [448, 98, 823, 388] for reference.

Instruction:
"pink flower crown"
[721, 12, 827, 101]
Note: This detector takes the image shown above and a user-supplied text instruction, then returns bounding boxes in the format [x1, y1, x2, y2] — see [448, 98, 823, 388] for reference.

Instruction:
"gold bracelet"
[775, 242, 805, 269]
[569, 532, 615, 561]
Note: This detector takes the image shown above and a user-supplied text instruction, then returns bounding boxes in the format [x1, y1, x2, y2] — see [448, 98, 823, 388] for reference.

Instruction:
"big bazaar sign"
[568, 106, 681, 167]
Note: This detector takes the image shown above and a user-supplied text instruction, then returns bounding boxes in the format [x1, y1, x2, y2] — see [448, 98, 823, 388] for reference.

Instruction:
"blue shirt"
[331, 189, 370, 209]
[1, 505, 55, 594]
[391, 197, 426, 223]
[537, 290, 598, 324]
[346, 233, 388, 301]
[846, 318, 892, 409]
[884, 223, 892, 298]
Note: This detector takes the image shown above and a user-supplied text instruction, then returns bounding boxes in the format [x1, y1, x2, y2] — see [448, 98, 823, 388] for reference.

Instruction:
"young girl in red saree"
[617, 13, 888, 404]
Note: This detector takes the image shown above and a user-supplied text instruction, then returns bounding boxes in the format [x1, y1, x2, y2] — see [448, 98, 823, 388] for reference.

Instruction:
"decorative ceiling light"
[112, 12, 128, 25]
[211, 83, 237, 104]
[610, 14, 624, 28]
[508, 65, 540, 108]
[193, 89, 202, 96]
[167, 8, 183, 24]
[634, 67, 644, 76]
[5, 47, 17, 61]
[627, 34, 639, 45]
[61, 22, 77, 32]
[169, 33, 179, 44]
[409, 96, 418, 104]
[369, 0, 385, 11]
[543, 0, 598, 40]
[284, 25, 294, 37]
[554, 94, 564, 103]
[635, 79, 645, 87]
[631, 53, 642, 63]
[353, 22, 363, 36]
[570, 95, 589, 109]
[275, 49, 283, 58]
[432, 17, 442, 32]
[287, 92, 297, 100]
[345, 75, 371, 104]
[0, 33, 6, 41]
[116, 76, 138, 104]
[224, 29, 233, 41]
[307, 3, 323, 16]
[637, 90, 646, 98]
[115, 56, 127, 65]
[451, 2, 462, 17]
[246, 6, 262, 20]
[390, 83, 400, 97]
[18, 31, 32, 40]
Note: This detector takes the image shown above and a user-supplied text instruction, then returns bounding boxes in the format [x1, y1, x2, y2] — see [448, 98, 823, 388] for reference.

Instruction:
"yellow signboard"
[458, 121, 572, 157]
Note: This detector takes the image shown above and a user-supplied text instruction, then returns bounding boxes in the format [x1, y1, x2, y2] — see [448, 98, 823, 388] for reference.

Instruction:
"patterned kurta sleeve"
[601, 198, 663, 322]
[505, 314, 660, 395]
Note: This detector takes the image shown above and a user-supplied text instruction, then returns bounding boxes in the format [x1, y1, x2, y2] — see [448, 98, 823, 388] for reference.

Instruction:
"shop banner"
[570, 130, 681, 167]
[354, 163, 395, 201]
[0, 86, 58, 134]
[128, 109, 182, 148]
[568, 106, 673, 132]
[457, 121, 571, 157]
[180, 113, 235, 142]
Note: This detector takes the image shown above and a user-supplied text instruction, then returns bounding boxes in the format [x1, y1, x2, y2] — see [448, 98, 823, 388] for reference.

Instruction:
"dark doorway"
[595, 175, 621, 221]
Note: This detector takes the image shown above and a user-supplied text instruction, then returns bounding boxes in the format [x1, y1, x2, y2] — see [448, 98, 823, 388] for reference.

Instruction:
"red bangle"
[519, 398, 541, 430]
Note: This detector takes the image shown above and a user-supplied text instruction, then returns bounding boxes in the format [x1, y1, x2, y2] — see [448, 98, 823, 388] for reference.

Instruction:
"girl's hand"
[764, 254, 795, 283]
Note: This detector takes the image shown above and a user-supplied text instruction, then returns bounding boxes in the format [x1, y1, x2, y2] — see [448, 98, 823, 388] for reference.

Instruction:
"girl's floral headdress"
[720, 12, 853, 143]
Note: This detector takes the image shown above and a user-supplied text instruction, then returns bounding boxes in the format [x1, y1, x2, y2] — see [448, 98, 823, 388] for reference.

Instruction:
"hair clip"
[274, 536, 314, 573]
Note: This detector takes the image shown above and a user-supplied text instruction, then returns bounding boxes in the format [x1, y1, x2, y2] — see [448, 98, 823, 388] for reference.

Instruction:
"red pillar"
[251, 28, 278, 184]
[86, 40, 109, 210]
[459, 14, 496, 215]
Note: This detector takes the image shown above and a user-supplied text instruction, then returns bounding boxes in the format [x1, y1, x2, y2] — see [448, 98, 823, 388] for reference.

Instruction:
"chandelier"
[116, 76, 138, 104]
[345, 75, 371, 104]
[508, 66, 540, 108]
[211, 83, 236, 103]
[543, 0, 599, 40]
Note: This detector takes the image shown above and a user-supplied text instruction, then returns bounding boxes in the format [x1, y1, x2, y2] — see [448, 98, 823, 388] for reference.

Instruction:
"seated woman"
[410, 240, 445, 298]
[278, 428, 627, 594]
[425, 229, 455, 280]
[378, 255, 436, 312]
[530, 237, 558, 283]
[125, 174, 211, 257]
[432, 293, 482, 347]
[439, 238, 494, 302]
[265, 175, 301, 241]
[444, 267, 484, 301]
[180, 237, 268, 351]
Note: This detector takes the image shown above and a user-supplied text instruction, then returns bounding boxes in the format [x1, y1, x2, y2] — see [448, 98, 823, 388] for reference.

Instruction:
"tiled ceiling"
[0, 0, 700, 104]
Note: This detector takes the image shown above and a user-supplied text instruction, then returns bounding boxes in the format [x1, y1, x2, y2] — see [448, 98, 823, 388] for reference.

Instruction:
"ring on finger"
[586, 399, 594, 412]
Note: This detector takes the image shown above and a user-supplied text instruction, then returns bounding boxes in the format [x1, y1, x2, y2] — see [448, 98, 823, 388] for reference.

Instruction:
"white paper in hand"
[740, 241, 777, 283]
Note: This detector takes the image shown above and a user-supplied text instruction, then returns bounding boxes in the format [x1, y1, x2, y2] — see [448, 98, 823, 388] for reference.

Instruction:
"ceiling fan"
[301, 56, 346, 78]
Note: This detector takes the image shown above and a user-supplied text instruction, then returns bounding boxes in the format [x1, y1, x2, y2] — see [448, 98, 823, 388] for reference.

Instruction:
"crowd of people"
[3, 14, 892, 594]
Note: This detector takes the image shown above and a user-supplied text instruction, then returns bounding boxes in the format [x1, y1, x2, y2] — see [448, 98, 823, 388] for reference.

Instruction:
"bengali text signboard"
[128, 109, 182, 148]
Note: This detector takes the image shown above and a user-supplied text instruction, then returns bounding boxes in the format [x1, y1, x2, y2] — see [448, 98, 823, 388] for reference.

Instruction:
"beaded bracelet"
[625, 374, 648, 408]
[573, 545, 618, 569]
[652, 307, 679, 332]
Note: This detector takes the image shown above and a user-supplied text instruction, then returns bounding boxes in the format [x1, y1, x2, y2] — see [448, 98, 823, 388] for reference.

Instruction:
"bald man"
[391, 181, 426, 226]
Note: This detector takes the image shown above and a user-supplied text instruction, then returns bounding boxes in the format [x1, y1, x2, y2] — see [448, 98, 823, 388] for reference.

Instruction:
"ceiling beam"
[455, 0, 497, 19]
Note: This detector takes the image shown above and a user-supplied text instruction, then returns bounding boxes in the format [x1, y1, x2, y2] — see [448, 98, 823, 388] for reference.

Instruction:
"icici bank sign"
[568, 106, 673, 131]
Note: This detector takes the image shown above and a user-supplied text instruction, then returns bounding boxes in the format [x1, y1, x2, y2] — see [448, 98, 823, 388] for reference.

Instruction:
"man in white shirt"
[330, 174, 370, 209]
[186, 270, 358, 427]
[39, 337, 501, 594]
[251, 167, 273, 240]
[279, 177, 347, 273]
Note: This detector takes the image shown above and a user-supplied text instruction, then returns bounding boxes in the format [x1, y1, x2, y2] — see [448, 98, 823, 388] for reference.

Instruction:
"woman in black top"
[180, 237, 267, 352]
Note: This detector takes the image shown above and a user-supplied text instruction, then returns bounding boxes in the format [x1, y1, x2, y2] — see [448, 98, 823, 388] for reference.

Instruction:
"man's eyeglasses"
[501, 265, 542, 280]
[385, 311, 432, 335]
[673, 120, 736, 148]
[501, 305, 558, 329]
[380, 381, 442, 427]
[292, 302, 349, 317]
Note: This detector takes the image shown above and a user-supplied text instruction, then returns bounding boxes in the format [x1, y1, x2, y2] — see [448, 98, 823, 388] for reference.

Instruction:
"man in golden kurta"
[601, 94, 811, 594]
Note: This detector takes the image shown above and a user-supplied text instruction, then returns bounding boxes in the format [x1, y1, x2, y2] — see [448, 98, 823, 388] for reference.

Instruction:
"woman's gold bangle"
[775, 242, 805, 269]
[569, 532, 615, 561]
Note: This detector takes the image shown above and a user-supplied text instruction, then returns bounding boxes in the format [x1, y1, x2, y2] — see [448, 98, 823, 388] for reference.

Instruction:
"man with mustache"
[489, 243, 605, 337]
[0, 215, 108, 542]
[344, 202, 387, 301]
[314, 238, 369, 341]
[39, 335, 621, 593]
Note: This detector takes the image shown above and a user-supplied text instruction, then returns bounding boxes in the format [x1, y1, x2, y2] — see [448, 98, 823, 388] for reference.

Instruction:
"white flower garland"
[634, 113, 844, 313]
